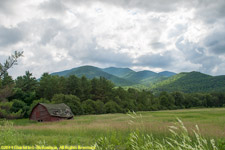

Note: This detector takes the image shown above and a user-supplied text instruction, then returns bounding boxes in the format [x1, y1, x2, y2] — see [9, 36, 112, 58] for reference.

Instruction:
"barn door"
[36, 111, 40, 119]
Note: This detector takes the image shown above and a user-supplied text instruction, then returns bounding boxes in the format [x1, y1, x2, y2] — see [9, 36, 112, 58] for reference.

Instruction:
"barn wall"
[30, 105, 52, 121]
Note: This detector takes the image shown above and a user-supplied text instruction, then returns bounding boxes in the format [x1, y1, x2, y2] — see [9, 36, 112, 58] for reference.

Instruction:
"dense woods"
[1, 71, 225, 119]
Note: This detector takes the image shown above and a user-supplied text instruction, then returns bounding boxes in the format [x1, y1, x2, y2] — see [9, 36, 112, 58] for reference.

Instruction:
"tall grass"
[0, 110, 225, 149]
[95, 111, 220, 150]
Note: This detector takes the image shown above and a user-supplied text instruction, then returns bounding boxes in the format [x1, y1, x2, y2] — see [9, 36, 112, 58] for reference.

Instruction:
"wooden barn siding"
[30, 104, 66, 122]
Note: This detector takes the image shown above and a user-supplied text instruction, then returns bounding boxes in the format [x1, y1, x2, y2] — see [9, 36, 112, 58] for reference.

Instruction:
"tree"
[52, 94, 83, 115]
[172, 91, 185, 109]
[0, 51, 23, 78]
[10, 99, 29, 117]
[82, 99, 97, 114]
[0, 51, 23, 102]
[91, 77, 114, 102]
[37, 73, 65, 100]
[159, 91, 175, 110]
[95, 100, 105, 114]
[65, 75, 81, 96]
[104, 101, 122, 113]
[15, 71, 38, 92]
[80, 76, 91, 101]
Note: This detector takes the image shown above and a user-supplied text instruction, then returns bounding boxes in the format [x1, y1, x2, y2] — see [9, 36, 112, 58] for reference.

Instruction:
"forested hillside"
[51, 66, 176, 86]
[151, 71, 225, 93]
[51, 66, 225, 93]
[52, 66, 134, 86]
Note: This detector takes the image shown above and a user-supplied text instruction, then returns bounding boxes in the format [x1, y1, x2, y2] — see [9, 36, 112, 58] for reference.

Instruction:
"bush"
[0, 102, 23, 119]
[10, 99, 27, 115]
[82, 99, 97, 114]
[104, 101, 122, 113]
[95, 100, 105, 114]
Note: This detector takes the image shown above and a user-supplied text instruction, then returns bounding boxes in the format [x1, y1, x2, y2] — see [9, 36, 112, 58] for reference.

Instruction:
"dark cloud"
[0, 26, 23, 46]
[204, 30, 225, 54]
[175, 36, 223, 75]
[136, 52, 175, 68]
[150, 42, 165, 49]
[66, 38, 134, 67]
[195, 0, 225, 24]
[0, 0, 15, 14]
[69, 0, 197, 12]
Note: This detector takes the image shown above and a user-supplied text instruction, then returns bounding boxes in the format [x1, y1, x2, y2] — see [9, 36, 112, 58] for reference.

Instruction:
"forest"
[0, 52, 225, 119]
[1, 70, 225, 119]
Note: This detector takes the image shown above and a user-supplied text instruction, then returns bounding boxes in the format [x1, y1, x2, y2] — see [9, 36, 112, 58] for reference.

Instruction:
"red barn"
[29, 103, 74, 122]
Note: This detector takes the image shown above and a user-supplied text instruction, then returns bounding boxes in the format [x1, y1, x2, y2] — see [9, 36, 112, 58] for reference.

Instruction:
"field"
[1, 108, 225, 149]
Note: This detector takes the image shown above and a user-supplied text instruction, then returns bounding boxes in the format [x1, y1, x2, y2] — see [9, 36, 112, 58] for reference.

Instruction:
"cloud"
[136, 51, 175, 68]
[0, 26, 23, 46]
[194, 0, 225, 24]
[0, 0, 225, 78]
[39, 0, 67, 14]
[204, 30, 225, 54]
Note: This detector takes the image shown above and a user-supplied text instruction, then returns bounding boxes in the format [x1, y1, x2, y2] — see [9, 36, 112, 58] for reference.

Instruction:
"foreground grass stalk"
[95, 114, 219, 150]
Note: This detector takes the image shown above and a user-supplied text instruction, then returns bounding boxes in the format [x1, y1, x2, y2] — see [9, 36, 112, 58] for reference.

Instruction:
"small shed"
[29, 103, 74, 122]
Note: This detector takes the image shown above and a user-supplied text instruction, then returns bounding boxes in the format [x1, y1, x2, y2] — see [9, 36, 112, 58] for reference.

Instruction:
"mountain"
[150, 71, 225, 93]
[51, 65, 225, 93]
[124, 70, 158, 83]
[158, 71, 176, 77]
[102, 67, 135, 78]
[51, 66, 134, 86]
[51, 66, 177, 87]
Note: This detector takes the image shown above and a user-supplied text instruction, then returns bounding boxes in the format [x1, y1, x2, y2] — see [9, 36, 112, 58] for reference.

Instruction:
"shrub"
[82, 99, 97, 114]
[104, 101, 122, 113]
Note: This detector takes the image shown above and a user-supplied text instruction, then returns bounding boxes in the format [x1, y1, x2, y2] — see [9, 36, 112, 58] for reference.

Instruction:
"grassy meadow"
[1, 108, 225, 149]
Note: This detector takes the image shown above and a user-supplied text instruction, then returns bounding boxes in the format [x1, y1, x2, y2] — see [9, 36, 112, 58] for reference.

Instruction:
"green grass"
[1, 108, 225, 149]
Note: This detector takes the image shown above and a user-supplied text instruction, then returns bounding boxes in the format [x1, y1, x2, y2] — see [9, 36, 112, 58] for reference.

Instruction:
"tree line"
[0, 71, 225, 119]
[0, 52, 225, 119]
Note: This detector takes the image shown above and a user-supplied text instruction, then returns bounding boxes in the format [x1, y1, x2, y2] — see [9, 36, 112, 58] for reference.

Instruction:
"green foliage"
[0, 121, 21, 145]
[15, 71, 38, 92]
[159, 92, 175, 110]
[0, 102, 23, 119]
[52, 94, 83, 115]
[0, 51, 23, 78]
[103, 67, 135, 78]
[0, 65, 225, 118]
[1, 72, 14, 86]
[151, 72, 225, 93]
[82, 99, 97, 114]
[95, 100, 105, 114]
[52, 65, 134, 86]
[37, 73, 66, 100]
[91, 77, 114, 103]
[104, 101, 122, 113]
[10, 99, 28, 117]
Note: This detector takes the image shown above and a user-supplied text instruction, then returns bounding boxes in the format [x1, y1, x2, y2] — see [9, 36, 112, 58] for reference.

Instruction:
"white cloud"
[0, 0, 225, 78]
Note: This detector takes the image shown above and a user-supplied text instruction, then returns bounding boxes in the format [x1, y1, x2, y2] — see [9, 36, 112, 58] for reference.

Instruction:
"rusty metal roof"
[40, 103, 74, 118]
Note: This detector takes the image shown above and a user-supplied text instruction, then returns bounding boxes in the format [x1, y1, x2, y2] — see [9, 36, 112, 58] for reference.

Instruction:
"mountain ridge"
[50, 65, 225, 93]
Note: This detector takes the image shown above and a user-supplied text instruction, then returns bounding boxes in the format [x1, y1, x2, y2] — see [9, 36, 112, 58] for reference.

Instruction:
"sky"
[0, 0, 225, 78]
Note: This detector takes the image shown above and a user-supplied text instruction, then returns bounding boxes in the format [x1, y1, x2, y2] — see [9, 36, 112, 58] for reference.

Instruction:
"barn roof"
[40, 103, 74, 118]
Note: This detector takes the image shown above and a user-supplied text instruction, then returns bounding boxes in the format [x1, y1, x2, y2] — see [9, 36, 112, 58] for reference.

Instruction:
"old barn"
[29, 103, 74, 122]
